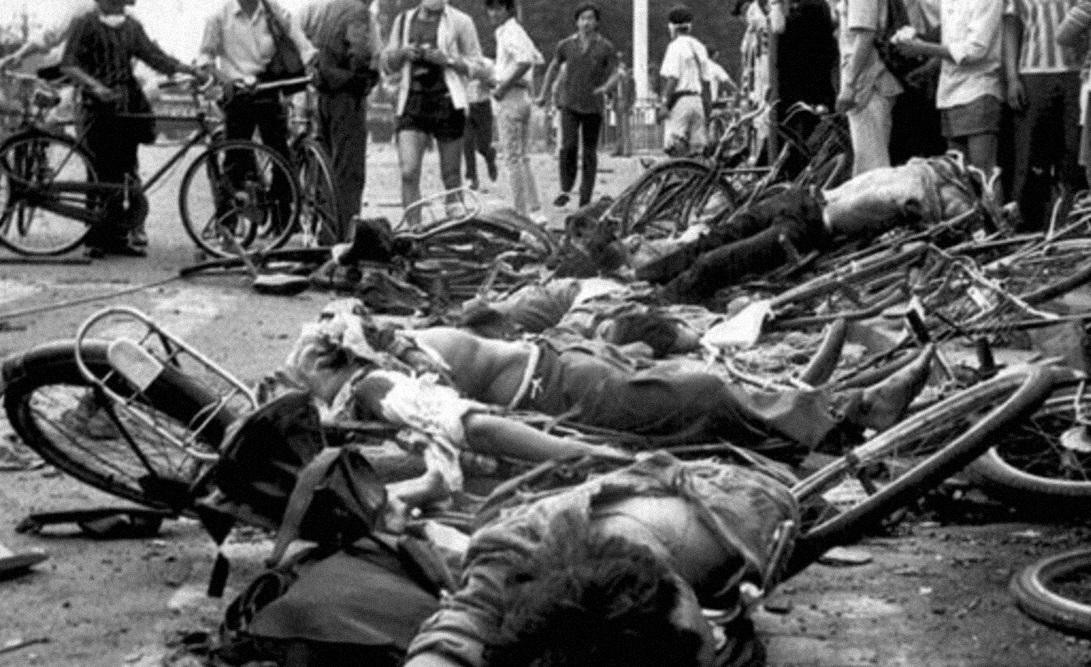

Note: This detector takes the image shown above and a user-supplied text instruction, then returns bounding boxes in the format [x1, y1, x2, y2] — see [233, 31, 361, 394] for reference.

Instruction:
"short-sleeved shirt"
[659, 34, 712, 95]
[1004, 0, 1085, 74]
[935, 0, 1003, 109]
[836, 0, 902, 107]
[553, 32, 617, 114]
[494, 17, 543, 89]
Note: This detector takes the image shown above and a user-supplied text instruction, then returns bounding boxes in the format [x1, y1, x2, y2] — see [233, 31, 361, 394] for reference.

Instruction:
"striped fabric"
[1005, 0, 1085, 73]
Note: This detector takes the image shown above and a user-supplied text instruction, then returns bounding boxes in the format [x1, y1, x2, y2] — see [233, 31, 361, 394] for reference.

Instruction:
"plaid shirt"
[1005, 0, 1085, 74]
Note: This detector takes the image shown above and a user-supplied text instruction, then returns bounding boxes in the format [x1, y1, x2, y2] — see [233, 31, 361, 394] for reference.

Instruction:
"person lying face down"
[280, 299, 934, 500]
[404, 451, 800, 667]
[623, 152, 996, 302]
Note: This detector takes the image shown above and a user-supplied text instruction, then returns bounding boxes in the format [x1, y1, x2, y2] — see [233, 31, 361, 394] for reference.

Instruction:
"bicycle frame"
[73, 306, 257, 463]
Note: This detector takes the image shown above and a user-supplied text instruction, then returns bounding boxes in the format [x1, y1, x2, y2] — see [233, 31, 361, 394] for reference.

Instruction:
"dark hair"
[484, 0, 517, 13]
[604, 312, 680, 358]
[573, 2, 601, 22]
[485, 514, 704, 667]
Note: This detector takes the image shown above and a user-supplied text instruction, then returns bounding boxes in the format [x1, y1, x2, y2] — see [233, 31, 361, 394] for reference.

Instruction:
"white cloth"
[198, 0, 316, 84]
[381, 3, 483, 114]
[660, 34, 712, 94]
[707, 60, 734, 100]
[494, 17, 542, 90]
[664, 94, 708, 154]
[935, 0, 1003, 109]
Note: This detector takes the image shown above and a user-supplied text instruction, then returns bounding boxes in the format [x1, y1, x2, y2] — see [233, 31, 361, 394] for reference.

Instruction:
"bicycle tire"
[294, 138, 340, 246]
[620, 159, 731, 238]
[1012, 548, 1091, 638]
[178, 139, 300, 258]
[0, 130, 94, 256]
[965, 392, 1091, 508]
[786, 366, 1061, 576]
[1, 340, 237, 512]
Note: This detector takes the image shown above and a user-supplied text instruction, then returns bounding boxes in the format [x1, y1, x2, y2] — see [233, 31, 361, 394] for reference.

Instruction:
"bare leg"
[398, 129, 428, 226]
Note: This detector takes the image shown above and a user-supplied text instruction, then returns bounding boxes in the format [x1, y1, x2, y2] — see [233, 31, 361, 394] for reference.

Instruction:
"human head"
[485, 515, 708, 667]
[574, 2, 601, 33]
[668, 5, 693, 36]
[599, 312, 683, 358]
[420, 0, 446, 12]
[484, 0, 517, 25]
[95, 0, 132, 14]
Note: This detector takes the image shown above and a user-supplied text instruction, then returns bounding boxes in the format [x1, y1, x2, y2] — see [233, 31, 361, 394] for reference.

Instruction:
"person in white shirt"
[198, 0, 316, 233]
[893, 0, 1003, 174]
[657, 5, 713, 156]
[486, 0, 545, 220]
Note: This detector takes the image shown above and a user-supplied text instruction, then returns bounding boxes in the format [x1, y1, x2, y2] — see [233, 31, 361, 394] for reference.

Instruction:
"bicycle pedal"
[107, 338, 164, 392]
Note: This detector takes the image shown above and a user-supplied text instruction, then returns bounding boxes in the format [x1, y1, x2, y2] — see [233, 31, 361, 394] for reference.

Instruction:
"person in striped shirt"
[1003, 0, 1086, 231]
[1057, 0, 1091, 188]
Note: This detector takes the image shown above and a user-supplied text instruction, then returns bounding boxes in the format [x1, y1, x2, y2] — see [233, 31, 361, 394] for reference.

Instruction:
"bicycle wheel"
[179, 139, 300, 258]
[295, 138, 339, 246]
[620, 159, 727, 238]
[1, 340, 237, 511]
[406, 213, 555, 299]
[786, 366, 1061, 575]
[1012, 548, 1091, 638]
[965, 391, 1091, 507]
[0, 131, 94, 256]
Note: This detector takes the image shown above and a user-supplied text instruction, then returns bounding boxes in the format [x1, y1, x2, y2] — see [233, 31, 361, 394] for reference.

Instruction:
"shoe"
[468, 177, 480, 191]
[486, 151, 498, 182]
[129, 229, 148, 247]
[553, 193, 570, 207]
[107, 242, 147, 258]
[849, 344, 936, 431]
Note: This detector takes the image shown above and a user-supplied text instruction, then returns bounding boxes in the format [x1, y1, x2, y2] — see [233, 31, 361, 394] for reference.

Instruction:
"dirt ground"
[1, 144, 1090, 666]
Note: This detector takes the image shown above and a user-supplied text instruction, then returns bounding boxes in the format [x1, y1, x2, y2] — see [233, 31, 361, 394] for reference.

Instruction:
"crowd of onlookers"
[1, 0, 1089, 257]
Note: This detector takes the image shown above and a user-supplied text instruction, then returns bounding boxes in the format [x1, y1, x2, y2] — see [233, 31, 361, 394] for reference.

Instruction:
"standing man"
[894, 0, 1004, 174]
[381, 0, 481, 226]
[485, 0, 545, 221]
[610, 54, 636, 157]
[836, 0, 903, 175]
[62, 0, 195, 258]
[536, 3, 619, 208]
[1003, 0, 1085, 231]
[309, 0, 382, 243]
[657, 6, 713, 157]
[198, 0, 315, 233]
[463, 61, 499, 192]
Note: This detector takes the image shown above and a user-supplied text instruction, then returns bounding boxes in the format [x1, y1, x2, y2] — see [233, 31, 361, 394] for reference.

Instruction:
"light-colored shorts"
[664, 94, 707, 156]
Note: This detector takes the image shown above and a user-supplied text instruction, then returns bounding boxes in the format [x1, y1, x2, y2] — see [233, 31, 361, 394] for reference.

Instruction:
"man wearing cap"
[657, 5, 714, 157]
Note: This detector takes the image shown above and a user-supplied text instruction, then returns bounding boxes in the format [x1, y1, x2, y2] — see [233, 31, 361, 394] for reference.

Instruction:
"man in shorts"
[657, 5, 713, 157]
[893, 0, 1003, 174]
[380, 0, 482, 226]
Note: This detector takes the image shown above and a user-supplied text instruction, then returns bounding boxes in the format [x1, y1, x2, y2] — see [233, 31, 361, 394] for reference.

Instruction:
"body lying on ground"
[625, 152, 993, 302]
[278, 299, 932, 499]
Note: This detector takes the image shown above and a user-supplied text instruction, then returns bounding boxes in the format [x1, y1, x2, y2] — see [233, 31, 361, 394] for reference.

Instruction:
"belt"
[506, 342, 542, 410]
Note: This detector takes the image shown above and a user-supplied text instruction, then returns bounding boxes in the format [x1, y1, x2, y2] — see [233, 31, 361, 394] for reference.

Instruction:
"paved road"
[0, 143, 1087, 665]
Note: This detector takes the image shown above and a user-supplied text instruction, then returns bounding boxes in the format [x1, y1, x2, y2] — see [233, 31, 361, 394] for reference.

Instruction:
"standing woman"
[485, 0, 546, 221]
[381, 0, 482, 226]
[536, 3, 619, 208]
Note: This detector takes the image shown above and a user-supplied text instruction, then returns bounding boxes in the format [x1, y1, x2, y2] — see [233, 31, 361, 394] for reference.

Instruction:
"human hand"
[534, 94, 547, 107]
[894, 38, 929, 58]
[1006, 77, 1026, 112]
[419, 46, 449, 67]
[656, 103, 669, 122]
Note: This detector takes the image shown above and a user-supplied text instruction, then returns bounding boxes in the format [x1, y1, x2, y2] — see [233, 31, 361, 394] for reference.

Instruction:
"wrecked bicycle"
[0, 305, 1077, 560]
[0, 71, 305, 258]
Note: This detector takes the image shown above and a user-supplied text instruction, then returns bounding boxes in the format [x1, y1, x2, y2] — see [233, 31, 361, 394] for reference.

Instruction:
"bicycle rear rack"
[398, 186, 483, 232]
[73, 306, 258, 463]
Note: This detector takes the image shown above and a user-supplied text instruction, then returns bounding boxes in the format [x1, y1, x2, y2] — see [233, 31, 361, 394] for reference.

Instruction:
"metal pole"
[633, 0, 649, 100]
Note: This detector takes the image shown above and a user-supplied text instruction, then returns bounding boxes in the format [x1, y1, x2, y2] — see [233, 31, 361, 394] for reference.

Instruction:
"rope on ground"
[0, 275, 183, 322]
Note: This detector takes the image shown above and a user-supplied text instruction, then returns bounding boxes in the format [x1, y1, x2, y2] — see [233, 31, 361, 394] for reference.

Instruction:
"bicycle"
[1012, 547, 1091, 638]
[0, 71, 304, 258]
[286, 86, 339, 246]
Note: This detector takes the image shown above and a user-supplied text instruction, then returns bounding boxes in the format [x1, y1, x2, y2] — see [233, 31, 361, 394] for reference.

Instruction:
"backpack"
[196, 391, 389, 596]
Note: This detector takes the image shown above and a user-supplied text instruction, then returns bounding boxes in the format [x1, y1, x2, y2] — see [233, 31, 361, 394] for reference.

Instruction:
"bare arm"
[836, 28, 877, 112]
[464, 413, 630, 463]
[536, 56, 560, 105]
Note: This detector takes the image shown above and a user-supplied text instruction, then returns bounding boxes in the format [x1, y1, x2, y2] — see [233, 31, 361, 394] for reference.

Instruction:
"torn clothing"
[406, 452, 799, 666]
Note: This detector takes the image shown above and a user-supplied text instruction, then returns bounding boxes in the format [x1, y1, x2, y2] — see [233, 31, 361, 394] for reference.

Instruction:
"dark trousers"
[638, 187, 827, 301]
[81, 109, 139, 248]
[1011, 72, 1085, 231]
[890, 85, 945, 165]
[462, 100, 495, 182]
[318, 90, 368, 242]
[222, 93, 294, 227]
[559, 108, 602, 206]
